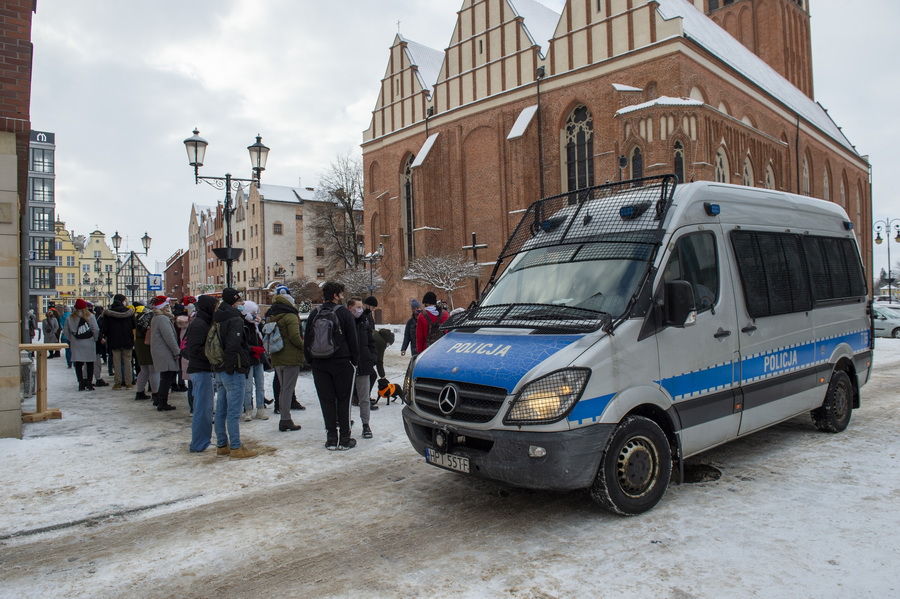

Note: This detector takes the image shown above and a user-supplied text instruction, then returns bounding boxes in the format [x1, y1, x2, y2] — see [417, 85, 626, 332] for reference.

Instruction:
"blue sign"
[147, 274, 163, 291]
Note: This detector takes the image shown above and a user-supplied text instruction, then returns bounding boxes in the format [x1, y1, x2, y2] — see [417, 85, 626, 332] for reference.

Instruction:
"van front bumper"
[402, 407, 615, 491]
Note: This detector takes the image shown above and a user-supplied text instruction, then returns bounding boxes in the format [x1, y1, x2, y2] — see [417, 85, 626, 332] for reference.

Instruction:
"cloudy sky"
[31, 0, 899, 275]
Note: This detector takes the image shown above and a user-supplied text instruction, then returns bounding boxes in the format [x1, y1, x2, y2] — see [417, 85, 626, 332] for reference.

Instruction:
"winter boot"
[362, 424, 373, 439]
[135, 391, 150, 400]
[94, 379, 109, 387]
[291, 399, 306, 411]
[229, 445, 259, 459]
[279, 419, 301, 432]
[151, 393, 160, 406]
[216, 445, 230, 458]
[254, 408, 269, 420]
[242, 410, 253, 422]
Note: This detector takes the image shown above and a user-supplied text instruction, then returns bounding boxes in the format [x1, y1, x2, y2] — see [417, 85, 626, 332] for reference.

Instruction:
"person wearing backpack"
[266, 294, 304, 432]
[133, 303, 160, 402]
[303, 281, 359, 451]
[240, 300, 269, 422]
[415, 291, 449, 354]
[184, 294, 219, 452]
[348, 297, 376, 439]
[212, 288, 257, 459]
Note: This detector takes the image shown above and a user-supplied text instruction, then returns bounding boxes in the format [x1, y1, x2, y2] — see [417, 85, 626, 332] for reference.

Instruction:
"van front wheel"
[590, 416, 671, 515]
[812, 370, 852, 433]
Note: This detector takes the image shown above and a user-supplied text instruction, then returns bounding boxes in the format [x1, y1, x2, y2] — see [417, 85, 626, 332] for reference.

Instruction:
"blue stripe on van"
[567, 328, 870, 426]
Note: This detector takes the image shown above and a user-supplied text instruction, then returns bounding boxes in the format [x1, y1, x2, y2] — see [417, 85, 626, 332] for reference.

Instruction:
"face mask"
[237, 304, 244, 312]
[352, 307, 364, 318]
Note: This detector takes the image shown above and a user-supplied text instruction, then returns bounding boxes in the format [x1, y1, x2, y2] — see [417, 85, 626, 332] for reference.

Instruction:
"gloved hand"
[250, 346, 266, 359]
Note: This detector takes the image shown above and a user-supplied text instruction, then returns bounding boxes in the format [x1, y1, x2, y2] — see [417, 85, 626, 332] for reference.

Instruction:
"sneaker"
[242, 411, 253, 422]
[325, 436, 338, 451]
[230, 445, 258, 459]
[254, 408, 269, 420]
[112, 383, 123, 390]
[370, 403, 379, 411]
[362, 424, 373, 439]
[216, 445, 230, 458]
[337, 437, 357, 450]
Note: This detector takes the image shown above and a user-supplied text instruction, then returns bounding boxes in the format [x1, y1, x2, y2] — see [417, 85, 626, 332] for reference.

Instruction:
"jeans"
[189, 371, 215, 452]
[215, 371, 247, 449]
[243, 364, 266, 411]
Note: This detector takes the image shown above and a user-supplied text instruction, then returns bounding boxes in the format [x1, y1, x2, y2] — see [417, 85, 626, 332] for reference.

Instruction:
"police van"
[401, 175, 871, 515]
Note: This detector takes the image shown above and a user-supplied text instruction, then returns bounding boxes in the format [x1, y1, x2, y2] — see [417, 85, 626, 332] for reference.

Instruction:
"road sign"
[147, 274, 163, 291]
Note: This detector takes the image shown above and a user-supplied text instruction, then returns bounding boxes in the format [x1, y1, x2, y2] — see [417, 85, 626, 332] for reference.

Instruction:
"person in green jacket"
[266, 294, 304, 432]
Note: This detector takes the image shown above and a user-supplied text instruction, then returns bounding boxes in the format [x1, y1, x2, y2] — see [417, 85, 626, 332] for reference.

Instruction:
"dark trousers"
[157, 370, 177, 406]
[74, 361, 94, 384]
[312, 360, 355, 441]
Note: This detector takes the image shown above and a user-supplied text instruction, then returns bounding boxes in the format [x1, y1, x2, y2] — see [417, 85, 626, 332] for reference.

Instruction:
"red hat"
[74, 299, 87, 310]
[182, 295, 197, 305]
[150, 295, 170, 310]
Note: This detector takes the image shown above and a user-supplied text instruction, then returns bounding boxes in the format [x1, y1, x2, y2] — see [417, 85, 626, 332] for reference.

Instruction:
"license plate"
[426, 448, 470, 474]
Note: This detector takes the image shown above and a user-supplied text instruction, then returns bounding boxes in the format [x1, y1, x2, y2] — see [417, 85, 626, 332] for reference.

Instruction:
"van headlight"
[402, 358, 415, 406]
[504, 368, 590, 425]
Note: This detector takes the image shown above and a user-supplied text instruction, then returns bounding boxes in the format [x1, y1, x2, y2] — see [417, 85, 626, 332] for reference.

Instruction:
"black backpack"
[309, 304, 343, 358]
[136, 309, 153, 334]
[425, 309, 445, 347]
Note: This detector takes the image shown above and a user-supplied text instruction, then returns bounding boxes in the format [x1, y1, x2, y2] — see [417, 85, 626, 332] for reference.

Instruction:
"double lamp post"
[111, 231, 152, 304]
[183, 129, 269, 288]
[874, 218, 900, 302]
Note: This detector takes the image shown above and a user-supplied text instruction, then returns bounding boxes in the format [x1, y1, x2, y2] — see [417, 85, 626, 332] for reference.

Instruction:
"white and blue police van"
[401, 175, 871, 515]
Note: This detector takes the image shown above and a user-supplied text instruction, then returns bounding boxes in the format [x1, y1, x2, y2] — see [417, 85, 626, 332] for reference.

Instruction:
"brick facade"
[362, 0, 870, 324]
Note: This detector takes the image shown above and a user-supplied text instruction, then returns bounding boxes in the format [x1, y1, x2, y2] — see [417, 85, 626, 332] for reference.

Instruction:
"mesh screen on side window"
[732, 231, 813, 318]
[803, 236, 866, 301]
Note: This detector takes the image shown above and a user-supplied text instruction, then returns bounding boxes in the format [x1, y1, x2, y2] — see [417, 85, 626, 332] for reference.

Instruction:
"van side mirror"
[665, 280, 697, 327]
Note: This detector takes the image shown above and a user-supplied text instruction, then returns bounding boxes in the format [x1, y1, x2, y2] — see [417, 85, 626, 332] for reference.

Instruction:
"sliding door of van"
[655, 227, 741, 457]
[729, 229, 822, 435]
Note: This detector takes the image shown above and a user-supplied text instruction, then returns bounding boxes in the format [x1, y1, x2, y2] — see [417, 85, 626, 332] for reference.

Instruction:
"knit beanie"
[422, 291, 437, 305]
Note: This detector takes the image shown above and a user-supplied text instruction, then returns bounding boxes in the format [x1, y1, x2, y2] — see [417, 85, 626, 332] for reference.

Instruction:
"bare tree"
[313, 152, 364, 273]
[337, 267, 385, 298]
[404, 253, 484, 309]
[285, 276, 322, 303]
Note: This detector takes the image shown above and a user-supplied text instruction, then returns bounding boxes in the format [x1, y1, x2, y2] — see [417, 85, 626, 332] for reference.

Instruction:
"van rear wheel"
[590, 416, 671, 515]
[812, 370, 852, 433]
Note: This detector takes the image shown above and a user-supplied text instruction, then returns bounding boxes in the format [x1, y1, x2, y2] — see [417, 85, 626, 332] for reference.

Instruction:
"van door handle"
[741, 325, 757, 333]
[714, 328, 731, 339]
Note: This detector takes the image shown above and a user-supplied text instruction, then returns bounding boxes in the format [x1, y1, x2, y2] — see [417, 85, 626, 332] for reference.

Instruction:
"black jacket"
[185, 295, 217, 374]
[355, 315, 376, 377]
[101, 302, 135, 350]
[401, 315, 418, 355]
[215, 302, 250, 375]
[303, 301, 360, 367]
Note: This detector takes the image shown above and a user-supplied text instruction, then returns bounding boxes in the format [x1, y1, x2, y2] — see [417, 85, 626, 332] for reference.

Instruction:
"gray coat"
[150, 312, 181, 372]
[63, 312, 99, 362]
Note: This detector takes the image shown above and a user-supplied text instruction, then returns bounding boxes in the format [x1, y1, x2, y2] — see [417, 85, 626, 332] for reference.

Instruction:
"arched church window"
[742, 157, 754, 187]
[403, 155, 416, 261]
[674, 141, 685, 183]
[564, 105, 595, 193]
[715, 148, 730, 183]
[802, 156, 810, 196]
[823, 168, 830, 202]
[765, 164, 775, 190]
[631, 147, 643, 180]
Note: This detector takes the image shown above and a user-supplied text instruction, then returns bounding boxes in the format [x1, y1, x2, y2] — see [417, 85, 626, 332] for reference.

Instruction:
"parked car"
[873, 307, 900, 338]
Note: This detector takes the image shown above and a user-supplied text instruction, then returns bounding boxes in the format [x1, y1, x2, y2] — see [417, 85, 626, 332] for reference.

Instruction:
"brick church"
[361, 0, 870, 323]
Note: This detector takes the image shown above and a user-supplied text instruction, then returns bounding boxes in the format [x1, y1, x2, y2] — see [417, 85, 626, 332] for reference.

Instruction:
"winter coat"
[101, 302, 135, 350]
[150, 311, 181, 372]
[132, 306, 153, 366]
[401, 315, 417, 355]
[42, 314, 60, 343]
[303, 301, 360, 367]
[267, 295, 304, 367]
[58, 309, 72, 342]
[355, 314, 376, 377]
[243, 317, 263, 367]
[185, 295, 218, 374]
[214, 302, 250, 375]
[373, 328, 394, 378]
[63, 311, 99, 362]
[416, 308, 449, 353]
[175, 315, 190, 379]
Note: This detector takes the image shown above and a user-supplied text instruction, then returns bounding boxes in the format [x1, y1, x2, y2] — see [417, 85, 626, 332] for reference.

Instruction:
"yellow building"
[53, 220, 81, 307]
[78, 230, 118, 305]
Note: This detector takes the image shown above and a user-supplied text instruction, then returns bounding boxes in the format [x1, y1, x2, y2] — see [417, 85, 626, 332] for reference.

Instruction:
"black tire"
[590, 415, 672, 515]
[892, 328, 900, 339]
[811, 370, 853, 433]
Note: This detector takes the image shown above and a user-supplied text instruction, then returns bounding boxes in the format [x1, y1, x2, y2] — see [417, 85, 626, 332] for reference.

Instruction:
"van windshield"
[481, 241, 650, 319]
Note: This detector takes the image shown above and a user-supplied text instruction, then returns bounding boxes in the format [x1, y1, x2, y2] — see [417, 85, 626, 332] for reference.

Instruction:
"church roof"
[509, 0, 561, 58]
[616, 96, 704, 115]
[400, 35, 444, 93]
[658, 0, 856, 154]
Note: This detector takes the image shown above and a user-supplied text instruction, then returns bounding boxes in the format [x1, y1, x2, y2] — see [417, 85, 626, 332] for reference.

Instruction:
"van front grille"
[413, 378, 508, 423]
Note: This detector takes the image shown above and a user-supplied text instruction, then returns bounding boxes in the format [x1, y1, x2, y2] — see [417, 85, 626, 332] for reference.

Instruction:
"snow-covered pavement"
[1, 335, 898, 598]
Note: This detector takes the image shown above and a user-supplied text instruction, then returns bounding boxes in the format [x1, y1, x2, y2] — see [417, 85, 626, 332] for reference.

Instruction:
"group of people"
[40, 282, 455, 459]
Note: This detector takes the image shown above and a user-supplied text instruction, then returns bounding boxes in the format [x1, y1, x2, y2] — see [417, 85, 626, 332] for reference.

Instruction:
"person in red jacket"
[416, 291, 449, 354]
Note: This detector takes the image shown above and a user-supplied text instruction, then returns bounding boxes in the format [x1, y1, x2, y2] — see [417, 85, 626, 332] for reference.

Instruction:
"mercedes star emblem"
[438, 384, 460, 415]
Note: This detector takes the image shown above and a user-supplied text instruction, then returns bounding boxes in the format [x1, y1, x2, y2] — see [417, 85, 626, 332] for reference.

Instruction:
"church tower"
[706, 0, 814, 98]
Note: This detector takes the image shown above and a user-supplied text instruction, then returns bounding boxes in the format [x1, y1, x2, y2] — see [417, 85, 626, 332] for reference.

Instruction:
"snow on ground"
[0, 332, 898, 598]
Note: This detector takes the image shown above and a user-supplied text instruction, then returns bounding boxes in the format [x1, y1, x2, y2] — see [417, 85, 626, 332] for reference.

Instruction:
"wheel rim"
[832, 379, 851, 421]
[615, 434, 659, 498]
[893, 329, 900, 338]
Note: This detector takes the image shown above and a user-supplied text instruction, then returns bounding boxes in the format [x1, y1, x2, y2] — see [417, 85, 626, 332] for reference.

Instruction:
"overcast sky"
[30, 0, 899, 275]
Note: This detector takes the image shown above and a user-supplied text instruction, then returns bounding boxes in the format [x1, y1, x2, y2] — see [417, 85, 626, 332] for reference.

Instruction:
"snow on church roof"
[509, 0, 561, 57]
[401, 35, 444, 93]
[616, 96, 704, 115]
[657, 0, 857, 155]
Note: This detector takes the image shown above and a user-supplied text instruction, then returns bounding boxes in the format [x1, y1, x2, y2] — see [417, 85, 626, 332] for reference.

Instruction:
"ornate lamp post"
[111, 231, 152, 304]
[358, 241, 384, 296]
[874, 218, 900, 302]
[183, 129, 269, 288]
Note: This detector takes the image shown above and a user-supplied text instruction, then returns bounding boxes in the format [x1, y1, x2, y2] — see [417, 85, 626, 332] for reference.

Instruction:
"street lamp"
[874, 218, 900, 302]
[112, 230, 152, 304]
[359, 242, 384, 295]
[183, 128, 269, 287]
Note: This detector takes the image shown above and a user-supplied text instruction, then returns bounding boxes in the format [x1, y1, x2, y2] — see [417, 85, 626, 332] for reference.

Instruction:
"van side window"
[802, 236, 867, 301]
[662, 232, 719, 311]
[731, 231, 813, 317]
